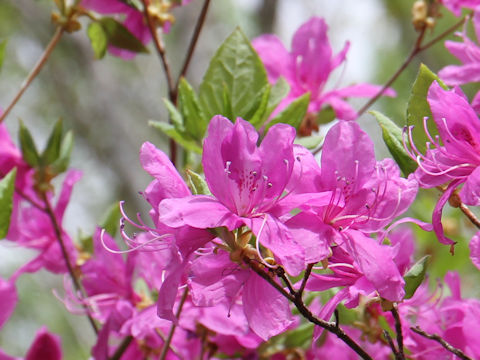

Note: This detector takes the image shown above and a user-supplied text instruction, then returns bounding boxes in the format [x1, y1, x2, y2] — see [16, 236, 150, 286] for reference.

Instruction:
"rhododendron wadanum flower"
[159, 115, 334, 276]
[252, 17, 395, 121]
[406, 81, 480, 251]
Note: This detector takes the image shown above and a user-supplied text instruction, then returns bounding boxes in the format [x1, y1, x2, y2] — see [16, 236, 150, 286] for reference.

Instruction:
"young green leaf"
[248, 85, 271, 129]
[186, 169, 211, 195]
[406, 64, 448, 154]
[99, 202, 122, 237]
[41, 119, 63, 166]
[100, 18, 149, 54]
[266, 77, 290, 115]
[87, 22, 108, 59]
[199, 28, 269, 121]
[50, 131, 74, 174]
[163, 98, 185, 133]
[0, 40, 7, 72]
[404, 255, 430, 299]
[265, 93, 310, 132]
[150, 121, 202, 154]
[177, 78, 207, 139]
[19, 121, 40, 167]
[294, 135, 323, 150]
[0, 168, 16, 239]
[370, 110, 417, 176]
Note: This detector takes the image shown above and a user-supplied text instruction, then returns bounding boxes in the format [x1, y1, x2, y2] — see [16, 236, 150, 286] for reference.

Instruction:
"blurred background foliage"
[0, 0, 479, 358]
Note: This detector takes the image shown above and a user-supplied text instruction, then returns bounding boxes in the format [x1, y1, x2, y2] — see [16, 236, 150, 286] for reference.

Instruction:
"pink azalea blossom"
[439, 8, 480, 114]
[470, 231, 480, 270]
[288, 121, 416, 305]
[406, 81, 480, 248]
[187, 248, 293, 340]
[441, 0, 479, 16]
[158, 116, 332, 276]
[252, 17, 395, 121]
[0, 277, 17, 330]
[0, 327, 62, 360]
[81, 0, 192, 59]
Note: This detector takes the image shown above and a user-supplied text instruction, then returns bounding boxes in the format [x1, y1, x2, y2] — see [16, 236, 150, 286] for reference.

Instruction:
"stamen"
[254, 214, 277, 269]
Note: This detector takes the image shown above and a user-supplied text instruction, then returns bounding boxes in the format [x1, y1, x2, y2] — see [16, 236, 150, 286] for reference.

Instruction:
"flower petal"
[243, 272, 293, 340]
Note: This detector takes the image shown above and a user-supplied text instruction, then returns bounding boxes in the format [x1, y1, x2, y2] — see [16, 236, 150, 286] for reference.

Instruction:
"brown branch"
[109, 335, 133, 360]
[459, 203, 480, 229]
[298, 263, 314, 298]
[176, 0, 211, 86]
[391, 306, 405, 360]
[159, 287, 189, 360]
[383, 330, 399, 358]
[243, 256, 373, 360]
[0, 27, 64, 124]
[41, 192, 99, 334]
[140, 0, 177, 166]
[410, 326, 472, 360]
[358, 15, 467, 117]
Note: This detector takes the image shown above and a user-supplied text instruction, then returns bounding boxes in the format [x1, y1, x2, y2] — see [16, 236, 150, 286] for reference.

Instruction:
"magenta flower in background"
[0, 277, 17, 331]
[441, 0, 479, 16]
[439, 8, 480, 113]
[0, 327, 62, 360]
[407, 81, 480, 248]
[252, 17, 395, 121]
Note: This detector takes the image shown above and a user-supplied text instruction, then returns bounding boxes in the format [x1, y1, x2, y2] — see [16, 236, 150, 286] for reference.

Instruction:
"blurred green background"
[0, 0, 479, 358]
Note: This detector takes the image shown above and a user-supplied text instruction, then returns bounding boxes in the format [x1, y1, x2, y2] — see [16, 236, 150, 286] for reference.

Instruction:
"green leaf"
[50, 131, 73, 174]
[199, 28, 269, 121]
[0, 40, 7, 72]
[249, 85, 271, 129]
[41, 119, 63, 166]
[100, 18, 149, 54]
[87, 22, 108, 59]
[0, 168, 16, 239]
[294, 135, 323, 150]
[150, 121, 202, 154]
[186, 169, 211, 195]
[370, 110, 417, 176]
[265, 93, 310, 132]
[19, 121, 40, 167]
[406, 64, 448, 153]
[283, 323, 314, 348]
[266, 77, 290, 115]
[99, 202, 122, 237]
[316, 106, 336, 125]
[177, 78, 207, 139]
[163, 98, 185, 133]
[404, 255, 430, 299]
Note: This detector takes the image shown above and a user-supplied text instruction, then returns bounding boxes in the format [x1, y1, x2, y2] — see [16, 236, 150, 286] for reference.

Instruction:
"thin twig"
[357, 15, 467, 117]
[0, 27, 65, 124]
[384, 330, 399, 358]
[391, 306, 405, 360]
[276, 267, 296, 296]
[459, 203, 480, 229]
[176, 0, 211, 87]
[109, 336, 133, 360]
[334, 309, 339, 328]
[140, 0, 177, 165]
[410, 326, 472, 360]
[41, 192, 99, 334]
[140, 0, 175, 100]
[159, 287, 189, 360]
[357, 26, 426, 117]
[298, 263, 314, 298]
[244, 256, 373, 360]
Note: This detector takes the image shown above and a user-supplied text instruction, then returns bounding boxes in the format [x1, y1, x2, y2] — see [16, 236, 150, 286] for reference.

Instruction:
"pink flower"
[288, 121, 416, 304]
[187, 248, 293, 340]
[439, 8, 480, 113]
[252, 17, 395, 121]
[406, 81, 480, 248]
[0, 327, 62, 360]
[159, 116, 329, 276]
[0, 277, 17, 330]
[441, 0, 479, 16]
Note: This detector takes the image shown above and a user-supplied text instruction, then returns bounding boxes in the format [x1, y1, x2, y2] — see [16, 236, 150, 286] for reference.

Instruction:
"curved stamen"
[416, 158, 474, 177]
[254, 213, 277, 269]
[102, 229, 172, 254]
